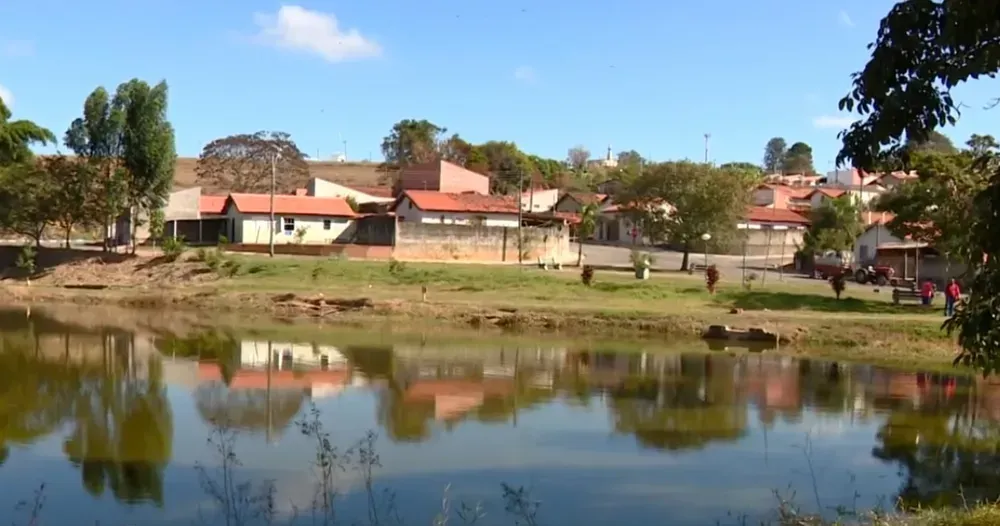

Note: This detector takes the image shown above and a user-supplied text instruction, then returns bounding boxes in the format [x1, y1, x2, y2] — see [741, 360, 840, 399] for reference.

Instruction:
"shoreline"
[1, 281, 963, 371]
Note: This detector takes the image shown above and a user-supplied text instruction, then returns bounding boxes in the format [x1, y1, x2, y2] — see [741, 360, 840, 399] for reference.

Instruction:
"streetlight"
[700, 233, 712, 268]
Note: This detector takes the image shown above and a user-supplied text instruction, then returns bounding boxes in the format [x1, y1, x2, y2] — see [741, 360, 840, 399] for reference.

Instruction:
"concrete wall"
[396, 161, 489, 196]
[723, 227, 805, 257]
[164, 187, 202, 221]
[307, 178, 393, 204]
[355, 215, 396, 246]
[393, 222, 570, 263]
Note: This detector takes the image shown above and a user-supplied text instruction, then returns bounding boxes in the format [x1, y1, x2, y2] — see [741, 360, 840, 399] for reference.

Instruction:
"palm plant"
[576, 203, 600, 266]
[0, 98, 56, 165]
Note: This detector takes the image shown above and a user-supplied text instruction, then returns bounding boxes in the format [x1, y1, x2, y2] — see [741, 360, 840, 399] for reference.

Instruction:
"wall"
[752, 188, 776, 207]
[877, 250, 967, 286]
[438, 161, 489, 195]
[393, 222, 570, 263]
[354, 215, 395, 246]
[168, 218, 228, 244]
[163, 187, 202, 221]
[307, 178, 393, 204]
[228, 243, 393, 259]
[230, 212, 354, 245]
[726, 227, 805, 257]
[554, 197, 583, 214]
[521, 189, 560, 212]
[394, 196, 519, 227]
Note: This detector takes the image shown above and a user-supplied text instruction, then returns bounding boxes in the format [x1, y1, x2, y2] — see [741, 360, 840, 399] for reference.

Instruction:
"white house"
[391, 190, 521, 227]
[224, 193, 356, 244]
[853, 223, 901, 264]
[305, 177, 394, 204]
[595, 200, 675, 245]
[520, 188, 560, 213]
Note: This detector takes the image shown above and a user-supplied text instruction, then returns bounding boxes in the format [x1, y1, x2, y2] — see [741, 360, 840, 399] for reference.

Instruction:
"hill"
[173, 157, 388, 194]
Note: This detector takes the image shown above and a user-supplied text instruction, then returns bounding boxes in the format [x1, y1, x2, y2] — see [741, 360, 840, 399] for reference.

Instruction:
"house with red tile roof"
[553, 192, 611, 214]
[391, 190, 524, 227]
[224, 193, 357, 244]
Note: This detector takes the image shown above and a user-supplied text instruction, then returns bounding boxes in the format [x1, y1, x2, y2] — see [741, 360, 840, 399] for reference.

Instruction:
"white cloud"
[251, 5, 381, 63]
[813, 115, 855, 129]
[1, 40, 34, 57]
[0, 84, 13, 108]
[513, 66, 537, 83]
[838, 10, 855, 28]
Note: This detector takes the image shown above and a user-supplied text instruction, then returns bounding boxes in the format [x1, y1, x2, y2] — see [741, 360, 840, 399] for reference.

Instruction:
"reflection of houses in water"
[404, 378, 515, 421]
[197, 363, 353, 399]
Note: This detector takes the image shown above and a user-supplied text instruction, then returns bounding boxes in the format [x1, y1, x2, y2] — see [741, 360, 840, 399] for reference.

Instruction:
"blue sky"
[1, 0, 998, 170]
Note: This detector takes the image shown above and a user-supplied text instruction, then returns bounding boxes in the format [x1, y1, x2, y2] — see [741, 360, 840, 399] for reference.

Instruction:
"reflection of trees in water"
[609, 355, 748, 451]
[194, 383, 305, 435]
[872, 383, 1000, 509]
[63, 351, 174, 506]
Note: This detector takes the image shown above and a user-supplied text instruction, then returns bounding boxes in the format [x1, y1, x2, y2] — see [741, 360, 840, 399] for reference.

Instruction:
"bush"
[311, 264, 326, 282]
[161, 236, 187, 262]
[831, 273, 846, 300]
[220, 259, 242, 277]
[705, 265, 720, 294]
[388, 259, 407, 276]
[629, 249, 655, 270]
[581, 265, 595, 286]
[217, 235, 230, 253]
[15, 245, 36, 279]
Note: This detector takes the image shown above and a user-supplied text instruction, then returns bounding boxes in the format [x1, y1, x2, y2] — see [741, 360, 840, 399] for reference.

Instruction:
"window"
[323, 219, 332, 230]
[282, 217, 295, 234]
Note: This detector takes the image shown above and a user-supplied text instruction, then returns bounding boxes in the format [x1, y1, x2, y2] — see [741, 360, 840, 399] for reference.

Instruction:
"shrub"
[629, 249, 655, 270]
[388, 259, 407, 276]
[831, 273, 846, 300]
[705, 265, 720, 294]
[743, 272, 759, 290]
[15, 245, 36, 281]
[581, 265, 595, 286]
[217, 235, 230, 253]
[161, 236, 187, 262]
[311, 264, 326, 282]
[220, 259, 242, 277]
[204, 250, 223, 271]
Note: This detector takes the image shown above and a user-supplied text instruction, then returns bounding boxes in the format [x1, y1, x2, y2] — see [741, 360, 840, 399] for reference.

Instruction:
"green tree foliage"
[616, 150, 645, 176]
[195, 131, 310, 193]
[116, 80, 177, 253]
[781, 142, 815, 174]
[966, 134, 999, 155]
[906, 130, 958, 157]
[619, 161, 754, 270]
[567, 145, 590, 171]
[0, 98, 55, 166]
[875, 150, 988, 259]
[802, 196, 863, 256]
[719, 162, 764, 181]
[0, 162, 56, 246]
[380, 119, 446, 166]
[576, 203, 599, 266]
[762, 137, 787, 173]
[835, 0, 1000, 373]
[44, 156, 99, 247]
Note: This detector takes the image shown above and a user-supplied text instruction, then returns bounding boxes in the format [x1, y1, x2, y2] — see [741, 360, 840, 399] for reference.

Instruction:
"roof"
[565, 192, 609, 206]
[395, 190, 520, 214]
[227, 193, 356, 217]
[760, 184, 814, 199]
[346, 185, 394, 198]
[200, 195, 228, 215]
[745, 206, 810, 225]
[862, 211, 895, 226]
[812, 188, 847, 199]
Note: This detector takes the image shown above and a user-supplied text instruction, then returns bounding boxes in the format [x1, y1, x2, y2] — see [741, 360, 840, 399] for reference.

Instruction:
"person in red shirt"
[920, 279, 935, 307]
[945, 278, 961, 317]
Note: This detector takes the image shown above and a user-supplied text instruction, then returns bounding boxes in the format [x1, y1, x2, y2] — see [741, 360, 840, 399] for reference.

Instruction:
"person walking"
[945, 278, 961, 317]
[920, 279, 935, 307]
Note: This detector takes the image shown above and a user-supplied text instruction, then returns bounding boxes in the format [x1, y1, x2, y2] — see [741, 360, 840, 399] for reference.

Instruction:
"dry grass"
[173, 157, 388, 193]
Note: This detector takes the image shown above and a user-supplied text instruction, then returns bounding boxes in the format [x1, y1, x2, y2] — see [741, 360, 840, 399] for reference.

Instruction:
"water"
[0, 307, 998, 526]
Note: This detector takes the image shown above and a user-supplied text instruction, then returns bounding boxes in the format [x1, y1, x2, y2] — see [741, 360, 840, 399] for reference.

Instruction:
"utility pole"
[704, 133, 711, 164]
[269, 149, 281, 257]
[517, 167, 524, 265]
[343, 139, 348, 161]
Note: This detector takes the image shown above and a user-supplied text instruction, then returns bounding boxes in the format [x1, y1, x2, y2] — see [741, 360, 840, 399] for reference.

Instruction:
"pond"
[0, 306, 997, 526]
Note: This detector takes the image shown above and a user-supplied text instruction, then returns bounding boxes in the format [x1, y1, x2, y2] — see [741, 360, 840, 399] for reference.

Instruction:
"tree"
[576, 203, 599, 266]
[616, 150, 644, 177]
[567, 146, 590, 171]
[619, 161, 754, 270]
[720, 162, 764, 181]
[64, 87, 126, 252]
[875, 150, 986, 259]
[966, 134, 999, 155]
[479, 141, 531, 194]
[195, 131, 310, 194]
[802, 196, 863, 257]
[43, 156, 98, 247]
[762, 137, 787, 173]
[0, 98, 55, 166]
[835, 0, 1000, 374]
[906, 130, 958, 156]
[380, 119, 446, 166]
[438, 134, 474, 166]
[0, 162, 56, 247]
[781, 142, 815, 174]
[115, 79, 176, 254]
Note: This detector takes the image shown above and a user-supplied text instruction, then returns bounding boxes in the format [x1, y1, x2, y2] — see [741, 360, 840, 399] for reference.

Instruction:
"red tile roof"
[227, 193, 356, 217]
[812, 188, 847, 199]
[200, 195, 228, 215]
[761, 184, 814, 199]
[396, 190, 520, 214]
[745, 206, 810, 225]
[567, 192, 609, 206]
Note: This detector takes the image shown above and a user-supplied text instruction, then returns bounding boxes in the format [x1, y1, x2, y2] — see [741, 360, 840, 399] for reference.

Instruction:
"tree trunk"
[130, 207, 138, 255]
[680, 242, 690, 271]
[103, 218, 110, 253]
[577, 240, 583, 267]
[64, 226, 72, 249]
